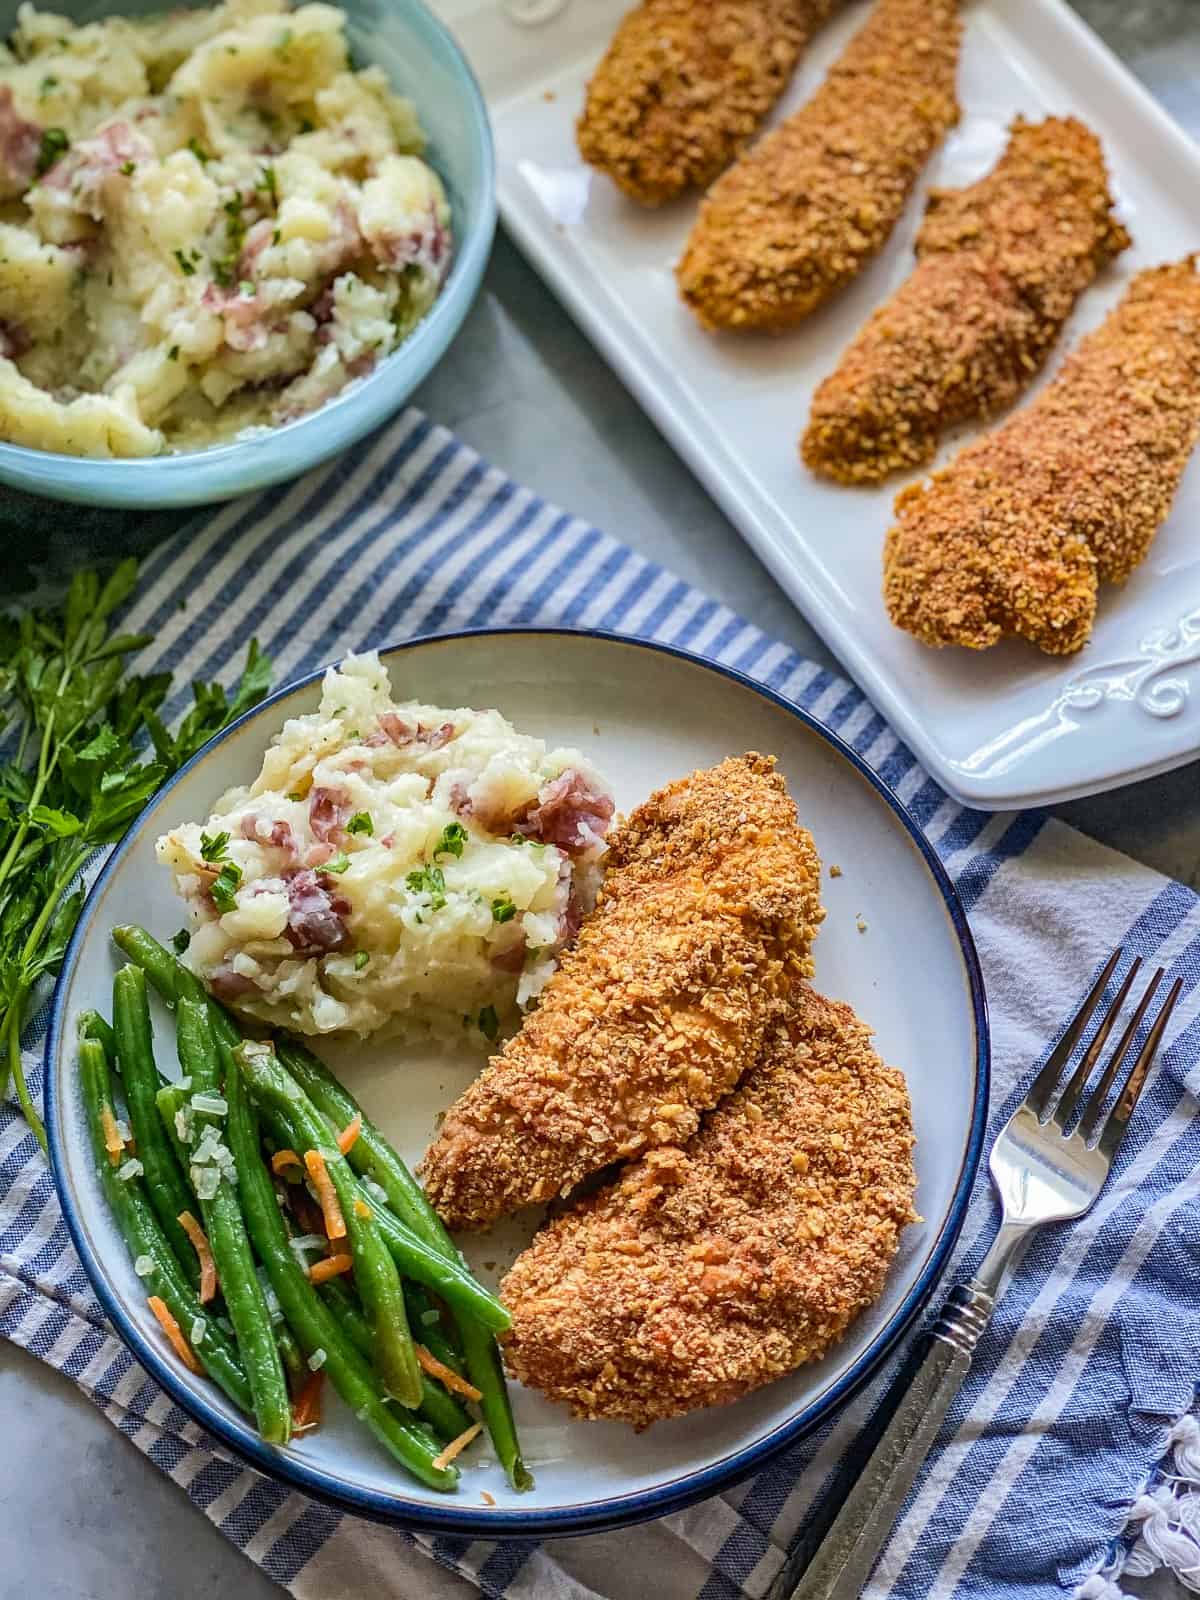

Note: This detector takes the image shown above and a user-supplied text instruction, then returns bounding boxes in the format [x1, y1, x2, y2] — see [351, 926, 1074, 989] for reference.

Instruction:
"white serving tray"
[427, 0, 1200, 811]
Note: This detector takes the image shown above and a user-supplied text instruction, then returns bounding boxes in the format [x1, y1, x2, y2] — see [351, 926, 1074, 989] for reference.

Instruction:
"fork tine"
[1026, 947, 1123, 1119]
[1076, 967, 1164, 1144]
[1090, 976, 1183, 1158]
[1052, 958, 1142, 1129]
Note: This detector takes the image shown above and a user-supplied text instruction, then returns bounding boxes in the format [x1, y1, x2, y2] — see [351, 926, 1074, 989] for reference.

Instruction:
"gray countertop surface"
[4, 4, 1198, 1596]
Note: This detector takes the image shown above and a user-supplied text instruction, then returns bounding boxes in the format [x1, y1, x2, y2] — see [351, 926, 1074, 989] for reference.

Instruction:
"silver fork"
[773, 948, 1183, 1600]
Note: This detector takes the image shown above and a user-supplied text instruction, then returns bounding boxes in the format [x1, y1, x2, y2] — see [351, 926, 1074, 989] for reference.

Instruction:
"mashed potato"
[0, 0, 451, 456]
[157, 653, 615, 1041]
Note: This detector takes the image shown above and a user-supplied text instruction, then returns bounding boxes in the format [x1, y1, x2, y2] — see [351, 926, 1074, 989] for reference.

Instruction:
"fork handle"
[774, 1282, 994, 1600]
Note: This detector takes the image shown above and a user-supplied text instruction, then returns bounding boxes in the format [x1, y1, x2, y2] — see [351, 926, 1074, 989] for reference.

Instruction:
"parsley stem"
[1, 1000, 46, 1155]
[0, 851, 84, 1155]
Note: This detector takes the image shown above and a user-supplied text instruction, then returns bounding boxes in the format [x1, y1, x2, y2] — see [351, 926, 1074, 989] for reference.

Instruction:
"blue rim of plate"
[46, 626, 990, 1540]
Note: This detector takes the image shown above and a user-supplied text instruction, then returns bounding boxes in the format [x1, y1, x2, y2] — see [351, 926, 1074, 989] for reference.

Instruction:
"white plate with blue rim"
[46, 628, 988, 1537]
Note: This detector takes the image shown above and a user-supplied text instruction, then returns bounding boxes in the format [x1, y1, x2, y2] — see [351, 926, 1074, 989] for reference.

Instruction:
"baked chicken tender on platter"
[577, 0, 843, 206]
[676, 0, 961, 332]
[803, 116, 1129, 484]
[884, 257, 1200, 655]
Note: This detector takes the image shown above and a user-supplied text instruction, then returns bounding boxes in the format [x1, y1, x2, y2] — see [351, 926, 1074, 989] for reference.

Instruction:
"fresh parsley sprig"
[0, 562, 271, 1152]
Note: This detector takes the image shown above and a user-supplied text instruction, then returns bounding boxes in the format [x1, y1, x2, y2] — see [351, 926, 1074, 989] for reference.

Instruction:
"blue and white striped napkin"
[4, 406, 1200, 1600]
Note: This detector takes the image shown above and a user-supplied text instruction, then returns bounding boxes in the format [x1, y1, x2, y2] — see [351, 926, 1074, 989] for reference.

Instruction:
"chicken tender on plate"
[501, 984, 917, 1427]
[803, 117, 1129, 484]
[577, 0, 842, 207]
[420, 754, 824, 1231]
[676, 0, 961, 332]
[884, 256, 1200, 655]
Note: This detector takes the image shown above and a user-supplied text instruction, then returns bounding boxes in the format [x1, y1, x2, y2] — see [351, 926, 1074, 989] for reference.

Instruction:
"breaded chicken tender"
[420, 754, 824, 1231]
[577, 0, 842, 207]
[884, 257, 1200, 655]
[676, 0, 961, 332]
[501, 985, 917, 1427]
[803, 117, 1129, 484]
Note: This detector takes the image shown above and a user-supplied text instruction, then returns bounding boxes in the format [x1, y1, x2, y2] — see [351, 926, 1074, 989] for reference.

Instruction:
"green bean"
[365, 1196, 509, 1333]
[275, 1321, 307, 1395]
[404, 1284, 465, 1378]
[112, 965, 199, 1288]
[112, 925, 184, 1006]
[173, 998, 291, 1444]
[256, 1090, 507, 1333]
[113, 927, 521, 1480]
[79, 1037, 252, 1414]
[236, 1042, 422, 1409]
[222, 1043, 458, 1491]
[320, 1277, 472, 1444]
[78, 1010, 117, 1064]
[276, 1037, 531, 1490]
[156, 1076, 306, 1414]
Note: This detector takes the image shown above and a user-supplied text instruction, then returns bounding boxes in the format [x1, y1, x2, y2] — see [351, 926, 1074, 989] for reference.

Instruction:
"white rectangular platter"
[427, 0, 1200, 811]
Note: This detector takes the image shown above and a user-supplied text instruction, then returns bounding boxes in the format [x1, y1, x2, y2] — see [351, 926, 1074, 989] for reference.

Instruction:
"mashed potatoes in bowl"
[157, 652, 616, 1041]
[0, 0, 452, 456]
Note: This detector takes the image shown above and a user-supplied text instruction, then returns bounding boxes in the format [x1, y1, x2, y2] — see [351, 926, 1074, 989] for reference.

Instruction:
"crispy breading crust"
[500, 984, 917, 1427]
[803, 117, 1129, 484]
[675, 0, 961, 333]
[419, 754, 824, 1231]
[883, 257, 1200, 655]
[577, 0, 841, 208]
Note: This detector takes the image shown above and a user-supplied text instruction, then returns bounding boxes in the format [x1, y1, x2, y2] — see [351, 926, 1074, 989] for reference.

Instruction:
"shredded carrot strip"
[304, 1150, 346, 1240]
[271, 1148, 304, 1178]
[147, 1296, 202, 1374]
[480, 1491, 496, 1508]
[431, 1421, 482, 1472]
[100, 1103, 124, 1167]
[416, 1344, 483, 1402]
[178, 1210, 219, 1303]
[309, 1253, 353, 1284]
[354, 1198, 372, 1220]
[292, 1370, 324, 1432]
[336, 1113, 362, 1155]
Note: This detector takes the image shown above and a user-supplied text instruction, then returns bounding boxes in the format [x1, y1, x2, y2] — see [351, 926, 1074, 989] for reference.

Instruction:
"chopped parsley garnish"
[285, 790, 305, 802]
[258, 165, 278, 204]
[173, 248, 196, 276]
[434, 822, 467, 860]
[323, 852, 350, 874]
[299, 116, 314, 133]
[210, 860, 242, 914]
[39, 74, 57, 95]
[119, 159, 136, 176]
[167, 345, 179, 361]
[35, 127, 69, 175]
[212, 192, 247, 288]
[509, 832, 544, 850]
[491, 896, 516, 924]
[239, 280, 254, 296]
[171, 928, 191, 955]
[353, 951, 369, 971]
[477, 1005, 499, 1043]
[274, 26, 293, 54]
[199, 830, 230, 862]
[272, 227, 281, 246]
[405, 863, 446, 909]
[187, 138, 211, 165]
[346, 812, 373, 836]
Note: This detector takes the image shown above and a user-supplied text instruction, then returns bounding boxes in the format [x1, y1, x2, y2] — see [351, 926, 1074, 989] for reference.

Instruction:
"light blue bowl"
[0, 0, 495, 509]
